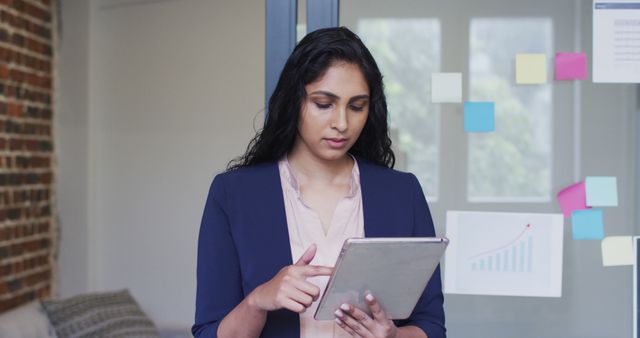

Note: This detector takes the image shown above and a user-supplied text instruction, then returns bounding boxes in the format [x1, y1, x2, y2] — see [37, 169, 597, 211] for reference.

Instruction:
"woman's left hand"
[334, 293, 397, 338]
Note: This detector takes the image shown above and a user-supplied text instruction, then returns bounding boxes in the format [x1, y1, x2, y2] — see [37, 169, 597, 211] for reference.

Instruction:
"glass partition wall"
[270, 1, 639, 336]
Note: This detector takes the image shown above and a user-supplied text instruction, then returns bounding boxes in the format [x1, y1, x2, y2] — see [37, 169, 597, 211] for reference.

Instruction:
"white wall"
[56, 0, 90, 298]
[57, 0, 264, 328]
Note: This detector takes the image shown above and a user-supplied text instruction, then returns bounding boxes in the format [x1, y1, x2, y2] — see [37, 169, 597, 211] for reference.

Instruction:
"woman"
[192, 27, 445, 338]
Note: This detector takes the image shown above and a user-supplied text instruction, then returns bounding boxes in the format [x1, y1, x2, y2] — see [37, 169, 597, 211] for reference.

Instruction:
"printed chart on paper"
[444, 211, 564, 297]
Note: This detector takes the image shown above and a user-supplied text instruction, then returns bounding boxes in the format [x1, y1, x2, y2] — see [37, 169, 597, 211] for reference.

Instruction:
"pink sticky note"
[555, 52, 587, 80]
[557, 181, 590, 218]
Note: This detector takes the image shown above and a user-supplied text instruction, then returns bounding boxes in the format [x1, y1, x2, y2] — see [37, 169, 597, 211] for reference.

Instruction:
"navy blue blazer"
[192, 158, 446, 338]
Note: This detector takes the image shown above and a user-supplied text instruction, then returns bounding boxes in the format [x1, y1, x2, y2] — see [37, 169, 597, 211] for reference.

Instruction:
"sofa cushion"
[42, 289, 159, 338]
[0, 300, 57, 338]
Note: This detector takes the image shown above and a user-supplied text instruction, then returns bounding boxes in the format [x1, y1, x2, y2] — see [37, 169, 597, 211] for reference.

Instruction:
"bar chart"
[469, 224, 533, 273]
[444, 211, 564, 297]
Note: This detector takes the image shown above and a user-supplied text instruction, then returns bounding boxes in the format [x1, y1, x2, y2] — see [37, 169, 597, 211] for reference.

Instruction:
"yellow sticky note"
[516, 54, 547, 84]
[601, 236, 634, 267]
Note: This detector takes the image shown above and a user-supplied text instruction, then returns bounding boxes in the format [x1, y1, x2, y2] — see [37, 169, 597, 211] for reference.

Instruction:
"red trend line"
[468, 224, 532, 259]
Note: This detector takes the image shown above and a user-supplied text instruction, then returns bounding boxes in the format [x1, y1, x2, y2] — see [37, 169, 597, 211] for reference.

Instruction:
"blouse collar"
[278, 153, 361, 199]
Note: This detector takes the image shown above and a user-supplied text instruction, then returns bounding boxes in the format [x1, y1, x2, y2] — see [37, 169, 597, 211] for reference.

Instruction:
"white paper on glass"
[593, 0, 640, 83]
[431, 72, 462, 103]
[444, 210, 564, 297]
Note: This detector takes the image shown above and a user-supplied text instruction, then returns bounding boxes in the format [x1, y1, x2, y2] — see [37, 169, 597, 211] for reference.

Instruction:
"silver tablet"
[314, 237, 448, 320]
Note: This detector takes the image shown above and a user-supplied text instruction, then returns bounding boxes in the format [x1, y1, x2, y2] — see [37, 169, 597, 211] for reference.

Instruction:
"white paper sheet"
[593, 1, 640, 83]
[444, 211, 564, 297]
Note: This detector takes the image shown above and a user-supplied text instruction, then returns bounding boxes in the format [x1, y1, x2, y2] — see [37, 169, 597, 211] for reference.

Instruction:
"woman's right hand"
[248, 244, 333, 313]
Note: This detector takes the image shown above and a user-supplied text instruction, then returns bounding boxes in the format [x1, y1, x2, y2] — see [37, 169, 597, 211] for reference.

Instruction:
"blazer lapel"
[357, 158, 389, 238]
[252, 162, 299, 337]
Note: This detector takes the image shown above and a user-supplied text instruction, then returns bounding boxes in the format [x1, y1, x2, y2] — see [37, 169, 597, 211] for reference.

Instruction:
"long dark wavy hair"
[227, 26, 395, 171]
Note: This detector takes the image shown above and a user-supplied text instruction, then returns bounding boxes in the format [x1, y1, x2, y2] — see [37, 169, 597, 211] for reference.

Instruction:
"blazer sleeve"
[192, 175, 244, 338]
[395, 173, 446, 338]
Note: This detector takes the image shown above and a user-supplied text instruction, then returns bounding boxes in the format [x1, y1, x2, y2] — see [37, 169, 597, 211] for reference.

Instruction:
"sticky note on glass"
[557, 181, 590, 218]
[585, 176, 618, 207]
[571, 209, 604, 240]
[464, 102, 495, 132]
[601, 236, 634, 266]
[516, 53, 547, 84]
[555, 52, 587, 80]
[431, 73, 462, 103]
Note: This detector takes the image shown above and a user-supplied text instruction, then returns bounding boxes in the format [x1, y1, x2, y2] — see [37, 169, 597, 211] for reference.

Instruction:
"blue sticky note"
[464, 102, 495, 132]
[585, 176, 618, 207]
[571, 209, 604, 240]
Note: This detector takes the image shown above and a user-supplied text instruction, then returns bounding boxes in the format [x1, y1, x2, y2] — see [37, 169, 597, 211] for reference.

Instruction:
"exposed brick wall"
[0, 0, 56, 313]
